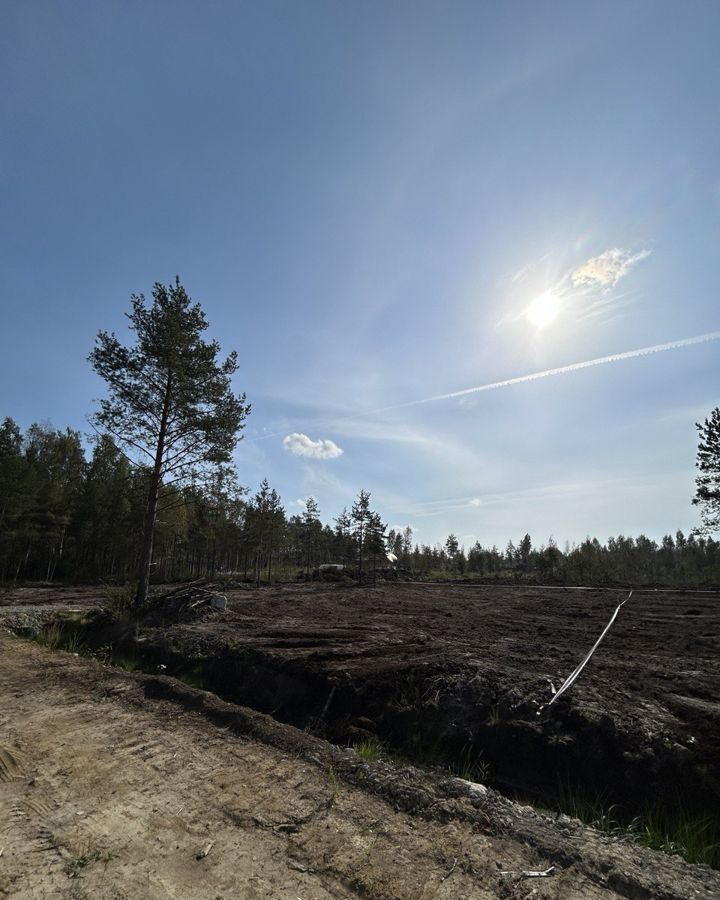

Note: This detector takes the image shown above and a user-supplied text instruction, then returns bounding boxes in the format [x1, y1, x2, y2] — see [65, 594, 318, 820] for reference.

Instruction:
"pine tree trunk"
[49, 524, 66, 582]
[267, 522, 275, 584]
[135, 468, 161, 605]
[134, 376, 172, 606]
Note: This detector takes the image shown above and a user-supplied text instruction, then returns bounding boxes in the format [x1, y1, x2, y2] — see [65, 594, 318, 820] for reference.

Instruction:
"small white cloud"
[468, 497, 482, 507]
[283, 432, 343, 460]
[391, 523, 417, 534]
[571, 248, 650, 290]
[290, 498, 308, 509]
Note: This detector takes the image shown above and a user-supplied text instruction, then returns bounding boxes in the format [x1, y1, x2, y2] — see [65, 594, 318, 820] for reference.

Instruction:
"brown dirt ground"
[2, 586, 720, 899]
[154, 582, 720, 768]
[2, 581, 720, 795]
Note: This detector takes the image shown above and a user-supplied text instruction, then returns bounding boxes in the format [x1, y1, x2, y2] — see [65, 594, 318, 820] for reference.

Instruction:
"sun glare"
[526, 291, 560, 329]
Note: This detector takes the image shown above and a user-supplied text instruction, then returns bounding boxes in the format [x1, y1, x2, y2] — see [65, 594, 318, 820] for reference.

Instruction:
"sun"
[525, 291, 560, 329]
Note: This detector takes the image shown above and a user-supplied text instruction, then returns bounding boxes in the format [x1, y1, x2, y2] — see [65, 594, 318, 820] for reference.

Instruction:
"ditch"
[14, 608, 720, 870]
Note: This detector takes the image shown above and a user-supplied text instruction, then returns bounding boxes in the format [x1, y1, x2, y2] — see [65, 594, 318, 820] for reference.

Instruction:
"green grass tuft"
[553, 780, 720, 868]
[328, 765, 340, 803]
[35, 622, 85, 654]
[448, 744, 490, 783]
[35, 622, 63, 650]
[112, 655, 140, 672]
[356, 736, 384, 762]
[628, 802, 720, 868]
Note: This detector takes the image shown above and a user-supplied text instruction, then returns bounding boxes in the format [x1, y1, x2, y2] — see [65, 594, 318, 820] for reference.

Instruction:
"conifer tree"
[365, 510, 387, 577]
[75, 435, 134, 577]
[445, 533, 459, 569]
[24, 423, 85, 581]
[351, 489, 372, 579]
[0, 418, 26, 581]
[694, 408, 720, 533]
[334, 507, 352, 564]
[302, 496, 320, 575]
[89, 278, 250, 605]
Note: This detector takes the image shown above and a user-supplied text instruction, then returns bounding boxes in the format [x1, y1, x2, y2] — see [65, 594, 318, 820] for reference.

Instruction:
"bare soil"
[1, 581, 719, 898]
[36, 581, 715, 810]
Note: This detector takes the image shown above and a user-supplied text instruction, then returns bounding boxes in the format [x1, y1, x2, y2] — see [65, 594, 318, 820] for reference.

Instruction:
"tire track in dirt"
[0, 748, 25, 785]
[0, 632, 528, 899]
[2, 613, 720, 899]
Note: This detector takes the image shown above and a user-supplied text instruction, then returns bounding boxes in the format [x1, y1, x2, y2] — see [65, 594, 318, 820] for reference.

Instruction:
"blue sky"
[2, 1, 718, 550]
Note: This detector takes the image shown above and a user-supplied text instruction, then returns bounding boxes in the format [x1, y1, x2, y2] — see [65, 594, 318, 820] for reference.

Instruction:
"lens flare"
[526, 292, 560, 328]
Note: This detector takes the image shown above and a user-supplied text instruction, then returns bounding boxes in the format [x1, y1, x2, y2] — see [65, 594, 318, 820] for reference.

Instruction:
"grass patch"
[112, 654, 141, 672]
[552, 780, 720, 868]
[328, 765, 340, 804]
[65, 848, 113, 878]
[629, 802, 720, 868]
[447, 743, 490, 783]
[35, 622, 85, 654]
[61, 630, 85, 654]
[35, 622, 63, 650]
[355, 736, 384, 762]
[555, 781, 623, 834]
[100, 582, 134, 612]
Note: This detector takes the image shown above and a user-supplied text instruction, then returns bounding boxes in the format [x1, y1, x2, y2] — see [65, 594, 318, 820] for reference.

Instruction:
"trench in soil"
[16, 610, 720, 867]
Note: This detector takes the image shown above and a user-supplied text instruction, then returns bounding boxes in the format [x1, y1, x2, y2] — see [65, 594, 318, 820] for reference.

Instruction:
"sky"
[1, 1, 719, 550]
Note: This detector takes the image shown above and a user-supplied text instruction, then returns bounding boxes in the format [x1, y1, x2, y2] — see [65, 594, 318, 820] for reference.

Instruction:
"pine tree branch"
[87, 421, 150, 468]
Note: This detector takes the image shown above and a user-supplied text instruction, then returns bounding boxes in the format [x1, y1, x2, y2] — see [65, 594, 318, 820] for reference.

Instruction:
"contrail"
[368, 330, 720, 414]
[244, 330, 720, 441]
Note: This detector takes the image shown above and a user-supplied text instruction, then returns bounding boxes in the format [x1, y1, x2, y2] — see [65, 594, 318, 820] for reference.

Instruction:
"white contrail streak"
[244, 330, 720, 441]
[372, 330, 720, 414]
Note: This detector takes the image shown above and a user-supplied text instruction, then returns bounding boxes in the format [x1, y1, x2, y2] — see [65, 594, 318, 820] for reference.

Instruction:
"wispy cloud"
[571, 248, 651, 290]
[283, 432, 343, 460]
[253, 331, 720, 451]
[364, 331, 720, 413]
[406, 473, 679, 520]
[279, 414, 482, 477]
[575, 290, 633, 322]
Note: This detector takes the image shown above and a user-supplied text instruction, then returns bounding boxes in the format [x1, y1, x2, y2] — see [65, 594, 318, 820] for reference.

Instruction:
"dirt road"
[1, 627, 719, 899]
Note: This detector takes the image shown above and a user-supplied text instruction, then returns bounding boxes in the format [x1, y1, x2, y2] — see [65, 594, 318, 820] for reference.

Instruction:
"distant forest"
[1, 416, 719, 588]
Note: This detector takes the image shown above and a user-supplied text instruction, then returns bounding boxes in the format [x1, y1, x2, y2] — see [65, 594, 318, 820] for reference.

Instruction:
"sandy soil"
[1, 620, 719, 899]
[2, 581, 720, 811]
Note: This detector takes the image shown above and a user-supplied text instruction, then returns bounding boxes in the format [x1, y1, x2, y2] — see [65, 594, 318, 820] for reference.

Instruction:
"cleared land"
[51, 581, 718, 812]
[1, 582, 719, 898]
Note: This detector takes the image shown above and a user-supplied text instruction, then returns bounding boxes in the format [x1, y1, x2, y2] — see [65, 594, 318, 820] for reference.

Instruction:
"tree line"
[1, 278, 718, 593]
[1, 415, 719, 587]
[0, 420, 390, 586]
[412, 530, 720, 587]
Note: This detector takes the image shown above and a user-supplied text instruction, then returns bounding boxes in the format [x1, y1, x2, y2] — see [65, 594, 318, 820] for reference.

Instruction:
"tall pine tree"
[89, 278, 250, 604]
[694, 408, 720, 534]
